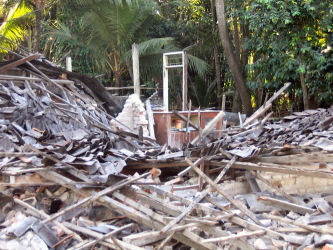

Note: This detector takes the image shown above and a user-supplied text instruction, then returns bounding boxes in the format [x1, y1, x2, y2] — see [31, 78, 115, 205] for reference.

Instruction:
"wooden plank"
[208, 160, 333, 178]
[64, 222, 143, 250]
[127, 189, 183, 217]
[192, 111, 225, 144]
[157, 151, 184, 160]
[258, 196, 315, 214]
[243, 102, 272, 127]
[39, 171, 218, 250]
[156, 232, 175, 250]
[202, 230, 265, 243]
[0, 54, 41, 74]
[243, 82, 291, 126]
[245, 171, 261, 193]
[160, 157, 236, 233]
[185, 100, 192, 142]
[142, 185, 224, 217]
[201, 225, 255, 250]
[207, 197, 284, 240]
[42, 173, 149, 224]
[127, 160, 189, 169]
[111, 191, 221, 250]
[186, 158, 261, 224]
[263, 214, 333, 235]
[123, 231, 164, 247]
[199, 160, 204, 190]
[221, 94, 226, 111]
[198, 107, 202, 141]
[0, 74, 74, 84]
[74, 224, 134, 250]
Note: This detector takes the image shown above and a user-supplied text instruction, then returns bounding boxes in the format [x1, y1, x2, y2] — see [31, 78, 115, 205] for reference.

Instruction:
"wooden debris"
[258, 196, 316, 215]
[186, 158, 261, 224]
[192, 111, 224, 144]
[202, 230, 266, 243]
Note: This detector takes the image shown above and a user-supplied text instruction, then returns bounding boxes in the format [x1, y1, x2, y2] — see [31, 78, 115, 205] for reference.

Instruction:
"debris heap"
[0, 54, 333, 250]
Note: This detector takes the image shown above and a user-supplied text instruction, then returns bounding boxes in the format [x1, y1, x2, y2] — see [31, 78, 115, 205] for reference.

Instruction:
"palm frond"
[123, 37, 175, 61]
[0, 1, 33, 52]
[187, 54, 209, 79]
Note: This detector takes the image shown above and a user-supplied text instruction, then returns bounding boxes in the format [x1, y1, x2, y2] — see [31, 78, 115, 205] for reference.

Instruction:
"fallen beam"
[257, 196, 315, 215]
[0, 54, 41, 74]
[186, 158, 260, 224]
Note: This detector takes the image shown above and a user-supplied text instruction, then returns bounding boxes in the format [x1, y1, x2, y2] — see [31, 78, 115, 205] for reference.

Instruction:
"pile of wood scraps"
[0, 52, 333, 249]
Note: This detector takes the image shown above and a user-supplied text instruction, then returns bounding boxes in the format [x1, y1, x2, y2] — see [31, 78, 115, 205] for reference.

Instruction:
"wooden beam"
[185, 100, 191, 142]
[208, 160, 333, 178]
[243, 82, 291, 126]
[0, 54, 41, 74]
[202, 230, 265, 243]
[111, 191, 220, 250]
[123, 231, 165, 247]
[160, 157, 236, 233]
[42, 173, 149, 224]
[191, 111, 224, 144]
[186, 158, 260, 224]
[257, 196, 316, 214]
[39, 171, 218, 250]
[263, 214, 333, 235]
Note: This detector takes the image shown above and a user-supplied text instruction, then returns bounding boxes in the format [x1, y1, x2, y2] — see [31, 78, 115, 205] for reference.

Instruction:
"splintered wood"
[0, 54, 333, 249]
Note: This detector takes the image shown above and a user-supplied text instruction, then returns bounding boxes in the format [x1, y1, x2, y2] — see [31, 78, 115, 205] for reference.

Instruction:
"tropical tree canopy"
[0, 0, 332, 111]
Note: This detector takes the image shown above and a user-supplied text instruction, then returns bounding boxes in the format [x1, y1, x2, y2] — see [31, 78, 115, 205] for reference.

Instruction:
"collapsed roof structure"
[0, 51, 333, 249]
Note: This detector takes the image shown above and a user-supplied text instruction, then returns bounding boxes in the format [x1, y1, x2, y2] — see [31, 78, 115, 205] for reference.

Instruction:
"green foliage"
[244, 0, 332, 107]
[1, 0, 332, 109]
[0, 1, 34, 53]
[45, 0, 209, 100]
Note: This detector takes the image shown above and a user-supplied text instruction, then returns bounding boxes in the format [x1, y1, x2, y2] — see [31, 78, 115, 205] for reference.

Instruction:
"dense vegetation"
[0, 0, 332, 114]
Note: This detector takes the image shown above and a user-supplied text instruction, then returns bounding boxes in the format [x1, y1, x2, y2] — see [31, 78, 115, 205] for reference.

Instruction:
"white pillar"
[66, 56, 72, 72]
[132, 43, 140, 97]
[163, 54, 169, 112]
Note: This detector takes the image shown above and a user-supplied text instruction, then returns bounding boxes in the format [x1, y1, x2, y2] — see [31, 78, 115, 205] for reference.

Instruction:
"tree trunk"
[210, 0, 222, 107]
[300, 72, 309, 110]
[232, 18, 241, 62]
[213, 45, 222, 106]
[215, 0, 252, 115]
[232, 89, 241, 113]
[33, 0, 44, 52]
[231, 17, 244, 112]
[240, 22, 250, 77]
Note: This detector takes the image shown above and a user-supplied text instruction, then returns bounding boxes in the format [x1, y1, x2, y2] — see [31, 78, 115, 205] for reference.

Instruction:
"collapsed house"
[0, 52, 332, 249]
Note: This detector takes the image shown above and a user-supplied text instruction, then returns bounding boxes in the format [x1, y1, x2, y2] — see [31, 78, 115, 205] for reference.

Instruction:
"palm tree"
[0, 1, 34, 52]
[49, 0, 208, 91]
[0, 0, 50, 52]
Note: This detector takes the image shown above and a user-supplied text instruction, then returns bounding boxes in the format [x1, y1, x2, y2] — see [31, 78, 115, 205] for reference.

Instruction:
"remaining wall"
[258, 171, 333, 195]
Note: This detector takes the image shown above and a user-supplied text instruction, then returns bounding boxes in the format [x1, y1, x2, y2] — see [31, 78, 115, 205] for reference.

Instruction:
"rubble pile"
[0, 54, 333, 250]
